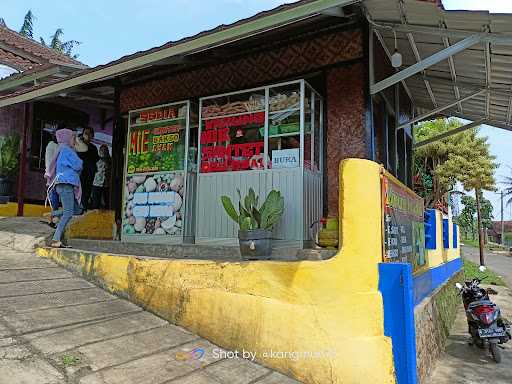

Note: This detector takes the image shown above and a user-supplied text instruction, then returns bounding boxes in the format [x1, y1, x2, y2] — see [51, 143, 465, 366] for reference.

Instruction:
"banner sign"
[123, 102, 189, 241]
[127, 105, 186, 175]
[272, 148, 299, 169]
[200, 112, 265, 173]
[382, 173, 426, 273]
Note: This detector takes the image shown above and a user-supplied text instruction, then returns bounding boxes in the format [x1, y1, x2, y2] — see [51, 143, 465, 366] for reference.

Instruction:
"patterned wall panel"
[326, 63, 366, 216]
[120, 29, 363, 113]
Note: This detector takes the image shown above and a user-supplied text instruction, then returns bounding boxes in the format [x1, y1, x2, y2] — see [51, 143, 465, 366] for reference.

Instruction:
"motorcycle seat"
[468, 300, 495, 309]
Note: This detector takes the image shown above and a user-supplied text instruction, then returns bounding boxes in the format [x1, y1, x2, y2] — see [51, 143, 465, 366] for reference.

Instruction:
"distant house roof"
[0, 24, 84, 70]
[489, 221, 512, 236]
[0, 25, 87, 95]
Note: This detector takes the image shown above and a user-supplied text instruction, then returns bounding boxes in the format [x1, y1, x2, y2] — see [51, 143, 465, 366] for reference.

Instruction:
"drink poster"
[382, 173, 426, 273]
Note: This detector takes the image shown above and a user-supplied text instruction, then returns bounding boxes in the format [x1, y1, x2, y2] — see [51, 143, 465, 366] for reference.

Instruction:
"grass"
[461, 238, 480, 248]
[61, 354, 80, 367]
[463, 259, 507, 286]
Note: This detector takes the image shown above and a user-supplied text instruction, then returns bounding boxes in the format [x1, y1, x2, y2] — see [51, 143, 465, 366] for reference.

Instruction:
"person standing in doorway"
[44, 131, 59, 227]
[45, 129, 83, 248]
[75, 126, 98, 210]
[90, 144, 111, 209]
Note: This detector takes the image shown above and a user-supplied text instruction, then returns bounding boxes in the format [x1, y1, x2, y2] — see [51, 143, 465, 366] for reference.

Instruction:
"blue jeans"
[49, 188, 60, 214]
[52, 184, 82, 242]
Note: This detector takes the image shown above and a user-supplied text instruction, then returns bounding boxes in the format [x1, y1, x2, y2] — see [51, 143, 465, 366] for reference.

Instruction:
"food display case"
[122, 101, 198, 244]
[196, 80, 323, 245]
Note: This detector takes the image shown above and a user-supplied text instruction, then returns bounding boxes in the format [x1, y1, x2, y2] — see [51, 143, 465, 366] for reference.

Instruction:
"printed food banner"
[127, 104, 187, 174]
[382, 173, 426, 273]
[123, 173, 185, 237]
[123, 103, 189, 240]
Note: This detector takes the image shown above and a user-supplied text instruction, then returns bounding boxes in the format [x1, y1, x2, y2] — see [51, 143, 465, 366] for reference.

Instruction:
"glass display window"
[198, 80, 323, 174]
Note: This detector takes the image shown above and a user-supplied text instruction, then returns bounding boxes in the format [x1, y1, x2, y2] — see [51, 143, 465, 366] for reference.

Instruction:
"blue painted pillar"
[379, 263, 417, 384]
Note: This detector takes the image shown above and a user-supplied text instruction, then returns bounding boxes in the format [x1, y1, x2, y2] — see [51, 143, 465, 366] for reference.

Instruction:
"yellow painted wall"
[65, 210, 115, 240]
[425, 209, 461, 269]
[426, 210, 444, 268]
[446, 215, 458, 261]
[0, 202, 50, 217]
[38, 159, 395, 384]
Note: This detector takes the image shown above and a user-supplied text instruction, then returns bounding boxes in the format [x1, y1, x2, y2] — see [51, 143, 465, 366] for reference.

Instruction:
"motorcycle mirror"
[455, 283, 463, 289]
[479, 266, 487, 272]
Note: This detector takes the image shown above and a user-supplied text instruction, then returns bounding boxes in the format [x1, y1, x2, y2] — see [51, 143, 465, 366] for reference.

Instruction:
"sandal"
[40, 220, 57, 229]
[50, 241, 71, 249]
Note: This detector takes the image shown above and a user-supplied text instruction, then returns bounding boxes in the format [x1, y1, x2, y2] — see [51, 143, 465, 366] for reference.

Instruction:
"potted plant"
[221, 188, 284, 260]
[0, 133, 20, 197]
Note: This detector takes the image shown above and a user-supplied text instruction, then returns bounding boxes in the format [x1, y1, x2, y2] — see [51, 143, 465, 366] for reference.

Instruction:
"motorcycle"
[455, 266, 511, 363]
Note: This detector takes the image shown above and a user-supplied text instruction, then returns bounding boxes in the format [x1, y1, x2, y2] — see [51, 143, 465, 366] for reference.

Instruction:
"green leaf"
[220, 196, 239, 223]
[260, 190, 284, 230]
[240, 216, 253, 231]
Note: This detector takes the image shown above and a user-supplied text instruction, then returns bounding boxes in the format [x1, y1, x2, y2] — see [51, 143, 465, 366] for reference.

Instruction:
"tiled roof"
[0, 24, 84, 69]
[0, 46, 36, 70]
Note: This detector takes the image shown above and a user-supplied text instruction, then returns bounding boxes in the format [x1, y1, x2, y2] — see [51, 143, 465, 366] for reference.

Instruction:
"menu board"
[123, 102, 189, 241]
[382, 173, 426, 273]
[126, 104, 187, 175]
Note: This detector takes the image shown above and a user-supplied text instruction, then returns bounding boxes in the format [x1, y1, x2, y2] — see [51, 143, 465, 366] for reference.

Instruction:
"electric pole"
[501, 190, 505, 246]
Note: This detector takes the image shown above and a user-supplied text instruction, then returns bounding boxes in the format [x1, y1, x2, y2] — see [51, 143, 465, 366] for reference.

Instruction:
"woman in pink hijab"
[45, 129, 83, 248]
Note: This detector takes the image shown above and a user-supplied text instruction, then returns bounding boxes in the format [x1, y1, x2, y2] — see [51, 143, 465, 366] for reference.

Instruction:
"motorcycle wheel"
[473, 336, 484, 349]
[490, 342, 502, 363]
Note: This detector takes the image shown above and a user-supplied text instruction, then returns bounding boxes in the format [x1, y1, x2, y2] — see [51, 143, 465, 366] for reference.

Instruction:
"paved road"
[461, 245, 512, 287]
[428, 247, 512, 384]
[0, 245, 299, 384]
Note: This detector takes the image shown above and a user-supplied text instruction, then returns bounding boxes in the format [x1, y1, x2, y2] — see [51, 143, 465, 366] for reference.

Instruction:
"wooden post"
[17, 103, 31, 217]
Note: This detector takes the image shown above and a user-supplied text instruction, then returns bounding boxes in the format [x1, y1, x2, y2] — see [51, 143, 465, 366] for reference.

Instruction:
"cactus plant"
[221, 188, 284, 231]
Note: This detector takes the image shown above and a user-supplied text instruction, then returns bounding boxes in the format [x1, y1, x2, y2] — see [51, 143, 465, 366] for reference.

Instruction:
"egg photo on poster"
[123, 173, 185, 236]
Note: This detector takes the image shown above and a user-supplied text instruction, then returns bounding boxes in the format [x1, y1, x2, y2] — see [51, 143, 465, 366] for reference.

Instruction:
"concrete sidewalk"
[0, 245, 300, 384]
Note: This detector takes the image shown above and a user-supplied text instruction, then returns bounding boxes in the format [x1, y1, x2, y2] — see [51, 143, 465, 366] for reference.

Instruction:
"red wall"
[325, 63, 366, 216]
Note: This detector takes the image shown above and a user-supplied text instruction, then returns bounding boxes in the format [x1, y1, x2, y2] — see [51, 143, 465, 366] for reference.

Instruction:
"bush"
[0, 133, 20, 177]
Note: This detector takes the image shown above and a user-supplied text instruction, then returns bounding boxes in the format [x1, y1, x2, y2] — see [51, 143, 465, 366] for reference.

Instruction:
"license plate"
[478, 327, 506, 338]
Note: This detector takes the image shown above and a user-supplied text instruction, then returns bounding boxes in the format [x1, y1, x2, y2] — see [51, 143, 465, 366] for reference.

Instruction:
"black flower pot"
[238, 229, 273, 260]
[0, 176, 13, 197]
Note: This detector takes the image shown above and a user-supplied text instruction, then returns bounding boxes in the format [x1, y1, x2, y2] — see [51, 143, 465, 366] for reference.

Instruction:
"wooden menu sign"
[381, 172, 426, 273]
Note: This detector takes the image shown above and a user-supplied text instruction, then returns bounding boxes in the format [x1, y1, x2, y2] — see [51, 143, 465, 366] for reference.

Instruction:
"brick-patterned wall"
[120, 29, 363, 113]
[326, 63, 366, 216]
[0, 104, 24, 136]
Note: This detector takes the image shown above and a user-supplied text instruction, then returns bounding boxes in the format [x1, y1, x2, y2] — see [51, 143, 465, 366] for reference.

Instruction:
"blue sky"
[3, 0, 512, 219]
[1, 0, 291, 67]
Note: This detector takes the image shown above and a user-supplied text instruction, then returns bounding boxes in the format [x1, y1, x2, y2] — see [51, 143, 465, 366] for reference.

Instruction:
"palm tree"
[15, 10, 80, 59]
[19, 10, 34, 38]
[503, 169, 512, 206]
[40, 29, 80, 59]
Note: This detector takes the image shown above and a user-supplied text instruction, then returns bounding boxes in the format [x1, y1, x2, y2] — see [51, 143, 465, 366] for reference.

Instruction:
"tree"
[459, 195, 477, 239]
[0, 18, 6, 27]
[436, 129, 497, 265]
[503, 168, 512, 206]
[11, 10, 80, 58]
[414, 118, 466, 207]
[40, 29, 80, 59]
[457, 194, 493, 240]
[19, 10, 34, 38]
[414, 119, 497, 265]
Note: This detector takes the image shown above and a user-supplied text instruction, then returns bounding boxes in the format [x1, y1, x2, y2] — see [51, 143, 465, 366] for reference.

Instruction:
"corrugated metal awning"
[365, 0, 512, 132]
